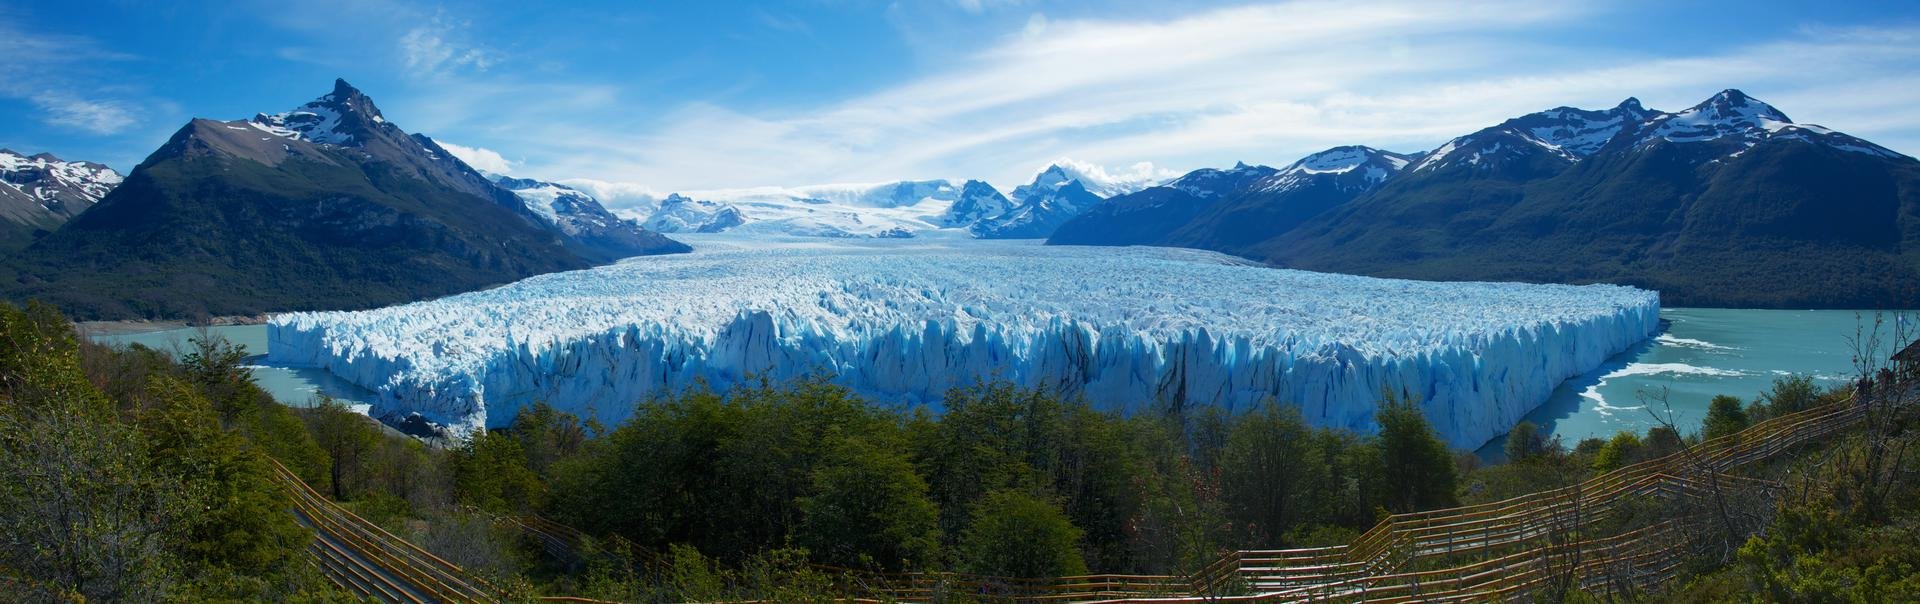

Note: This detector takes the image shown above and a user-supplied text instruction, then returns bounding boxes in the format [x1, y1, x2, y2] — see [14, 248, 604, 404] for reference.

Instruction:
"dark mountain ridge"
[1049, 90, 1920, 308]
[6, 79, 686, 319]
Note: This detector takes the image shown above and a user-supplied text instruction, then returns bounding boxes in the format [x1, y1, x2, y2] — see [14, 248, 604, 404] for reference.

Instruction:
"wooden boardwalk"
[282, 372, 1912, 603]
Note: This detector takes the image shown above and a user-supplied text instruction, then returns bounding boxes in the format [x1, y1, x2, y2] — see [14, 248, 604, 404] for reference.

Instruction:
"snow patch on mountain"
[1261, 146, 1413, 194]
[1167, 162, 1278, 199]
[0, 149, 123, 211]
[1015, 159, 1166, 200]
[1634, 90, 1904, 159]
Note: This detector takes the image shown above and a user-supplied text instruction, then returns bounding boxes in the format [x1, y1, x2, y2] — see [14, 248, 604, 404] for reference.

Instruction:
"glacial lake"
[1478, 307, 1913, 459]
[85, 308, 1908, 457]
[82, 323, 380, 412]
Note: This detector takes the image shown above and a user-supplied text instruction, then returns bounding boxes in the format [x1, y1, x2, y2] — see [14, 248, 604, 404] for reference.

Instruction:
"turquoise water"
[85, 324, 379, 410]
[1480, 308, 1914, 458]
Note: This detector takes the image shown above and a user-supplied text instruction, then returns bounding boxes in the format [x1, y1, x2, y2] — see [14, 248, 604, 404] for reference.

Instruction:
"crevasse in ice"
[268, 236, 1659, 449]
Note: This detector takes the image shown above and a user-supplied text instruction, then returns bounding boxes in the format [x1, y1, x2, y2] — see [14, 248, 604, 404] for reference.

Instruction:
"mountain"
[1112, 90, 1918, 308]
[6, 79, 686, 319]
[0, 149, 121, 248]
[1048, 162, 1276, 246]
[940, 179, 1013, 227]
[1028, 159, 1162, 198]
[633, 180, 972, 238]
[491, 175, 684, 258]
[971, 164, 1125, 239]
[1050, 147, 1419, 250]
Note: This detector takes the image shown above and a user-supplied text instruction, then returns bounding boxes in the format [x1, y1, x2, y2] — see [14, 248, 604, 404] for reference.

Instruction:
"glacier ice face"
[267, 235, 1659, 449]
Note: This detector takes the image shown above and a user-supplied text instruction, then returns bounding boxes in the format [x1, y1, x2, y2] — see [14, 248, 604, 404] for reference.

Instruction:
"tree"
[139, 376, 310, 593]
[305, 396, 382, 500]
[1703, 395, 1750, 441]
[1504, 420, 1555, 462]
[959, 490, 1087, 578]
[794, 438, 941, 570]
[1218, 404, 1332, 545]
[508, 401, 594, 477]
[1367, 393, 1459, 513]
[1591, 431, 1643, 473]
[0, 302, 176, 601]
[1753, 375, 1820, 420]
[451, 429, 545, 515]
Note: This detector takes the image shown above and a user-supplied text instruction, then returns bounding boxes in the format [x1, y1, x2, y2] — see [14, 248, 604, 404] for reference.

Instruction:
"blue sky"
[4, 0, 1920, 207]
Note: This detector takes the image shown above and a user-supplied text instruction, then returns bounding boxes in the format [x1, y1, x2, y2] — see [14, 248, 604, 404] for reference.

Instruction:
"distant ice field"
[268, 234, 1659, 448]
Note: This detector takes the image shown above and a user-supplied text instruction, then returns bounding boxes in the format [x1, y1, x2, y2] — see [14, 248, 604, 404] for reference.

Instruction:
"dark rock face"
[7, 79, 685, 319]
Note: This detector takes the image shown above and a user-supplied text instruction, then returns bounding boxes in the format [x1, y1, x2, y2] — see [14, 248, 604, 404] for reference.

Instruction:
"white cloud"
[31, 93, 136, 135]
[555, 178, 665, 212]
[438, 141, 516, 174]
[459, 0, 1920, 192]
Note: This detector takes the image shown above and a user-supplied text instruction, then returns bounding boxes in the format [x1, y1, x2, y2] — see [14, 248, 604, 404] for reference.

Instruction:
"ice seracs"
[268, 235, 1660, 449]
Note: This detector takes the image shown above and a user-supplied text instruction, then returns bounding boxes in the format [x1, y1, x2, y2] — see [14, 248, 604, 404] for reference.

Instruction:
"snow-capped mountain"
[0, 149, 122, 245]
[1411, 98, 1652, 175]
[1626, 89, 1903, 160]
[972, 167, 1107, 239]
[1128, 89, 1920, 308]
[940, 180, 1013, 227]
[1166, 162, 1280, 198]
[1256, 147, 1414, 195]
[490, 175, 683, 256]
[642, 194, 749, 234]
[1022, 159, 1163, 198]
[1050, 148, 1412, 249]
[632, 180, 972, 238]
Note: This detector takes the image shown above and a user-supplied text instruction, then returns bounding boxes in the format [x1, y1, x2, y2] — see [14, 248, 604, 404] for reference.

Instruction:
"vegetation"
[0, 302, 347, 601]
[6, 299, 1914, 601]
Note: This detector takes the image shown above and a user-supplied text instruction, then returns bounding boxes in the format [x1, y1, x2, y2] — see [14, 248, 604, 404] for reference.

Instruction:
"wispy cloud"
[399, 14, 499, 77]
[0, 17, 146, 136]
[30, 93, 136, 135]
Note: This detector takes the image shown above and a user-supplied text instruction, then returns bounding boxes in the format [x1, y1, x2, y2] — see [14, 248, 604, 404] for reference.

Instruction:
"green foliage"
[1752, 374, 1822, 421]
[1218, 403, 1351, 545]
[304, 395, 383, 501]
[1591, 431, 1643, 473]
[1703, 394, 1751, 441]
[959, 489, 1088, 578]
[794, 438, 942, 571]
[1504, 420, 1555, 462]
[452, 429, 545, 515]
[0, 302, 343, 601]
[138, 376, 308, 576]
[1365, 392, 1459, 513]
[0, 304, 175, 601]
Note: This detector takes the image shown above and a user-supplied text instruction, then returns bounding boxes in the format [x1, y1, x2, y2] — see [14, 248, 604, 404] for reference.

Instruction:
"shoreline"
[76, 314, 272, 336]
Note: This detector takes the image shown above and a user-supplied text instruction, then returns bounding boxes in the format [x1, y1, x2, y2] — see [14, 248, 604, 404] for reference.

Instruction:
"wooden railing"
[268, 459, 504, 603]
[326, 375, 1910, 603]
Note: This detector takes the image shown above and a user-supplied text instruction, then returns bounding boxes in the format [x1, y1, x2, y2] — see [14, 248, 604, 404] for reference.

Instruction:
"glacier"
[267, 235, 1659, 449]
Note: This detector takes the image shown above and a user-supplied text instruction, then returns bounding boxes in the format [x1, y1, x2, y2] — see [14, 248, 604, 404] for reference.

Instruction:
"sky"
[4, 0, 1920, 209]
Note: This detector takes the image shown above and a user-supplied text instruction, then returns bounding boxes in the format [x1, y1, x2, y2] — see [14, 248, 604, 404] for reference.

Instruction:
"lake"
[84, 308, 1911, 456]
[83, 323, 380, 412]
[1478, 307, 1914, 459]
